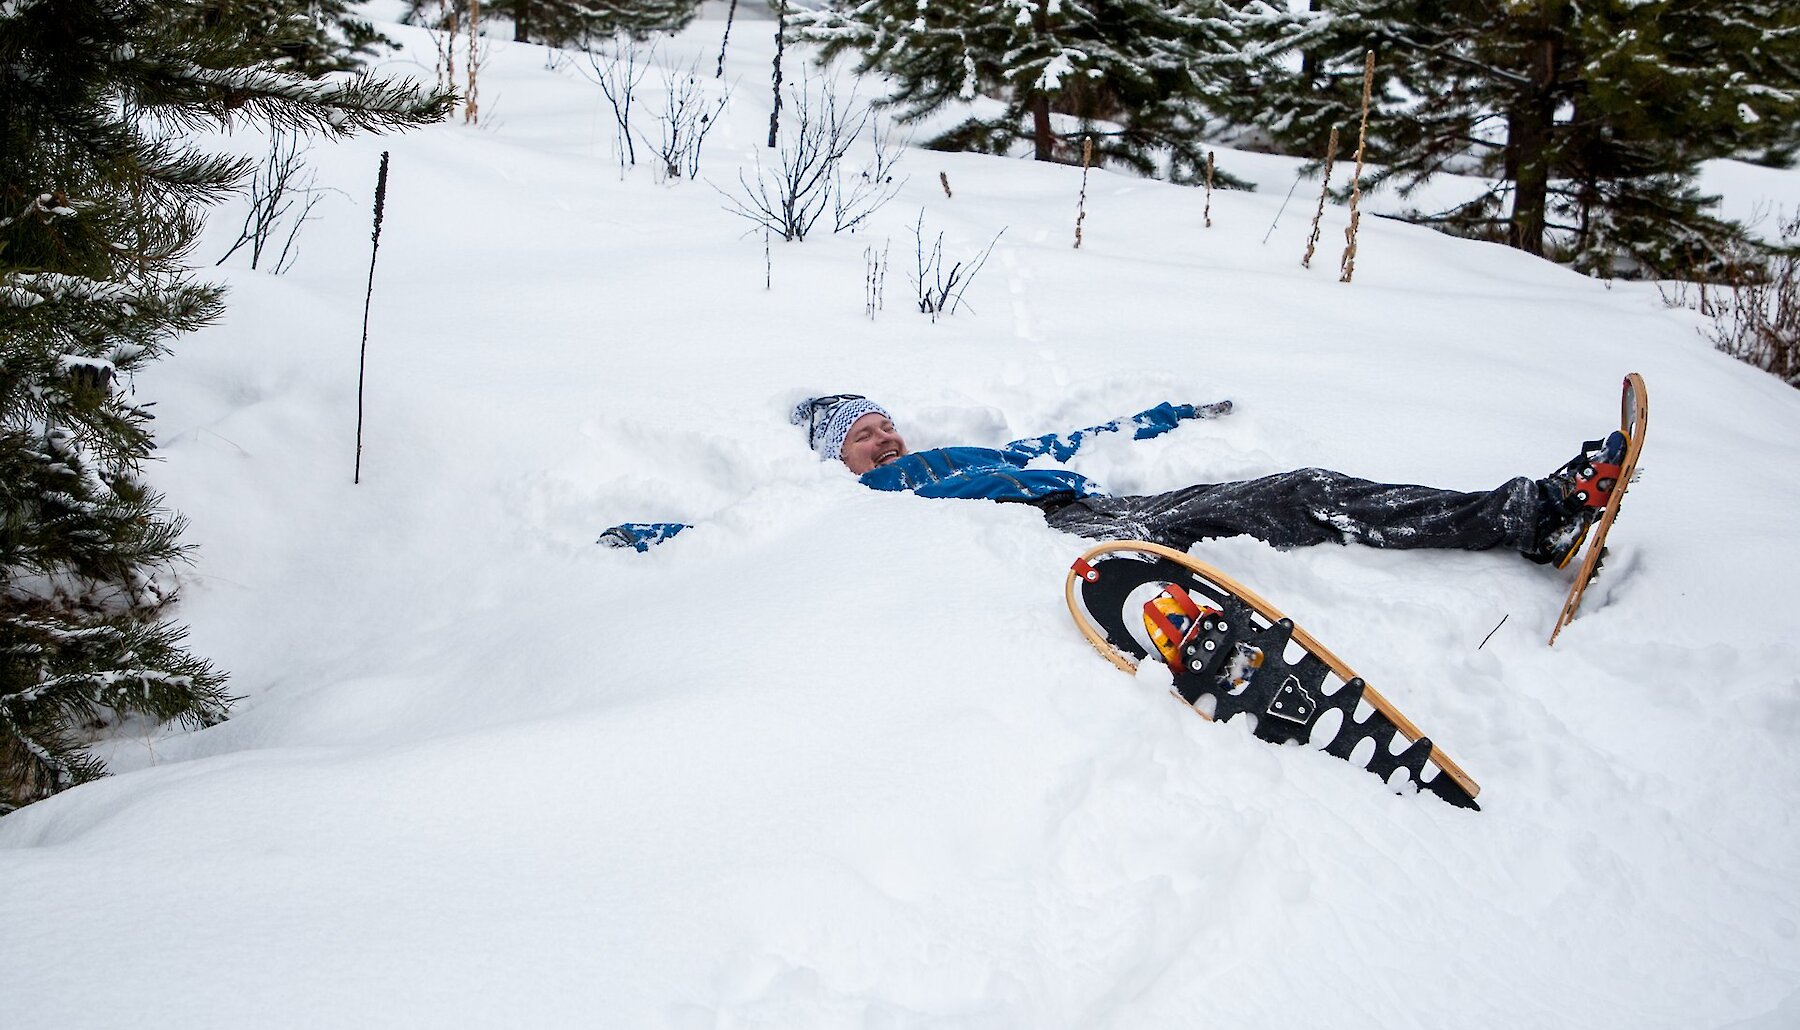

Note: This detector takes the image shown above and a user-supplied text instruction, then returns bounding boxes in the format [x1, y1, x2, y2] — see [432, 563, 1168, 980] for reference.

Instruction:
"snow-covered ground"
[5, 9, 1800, 1029]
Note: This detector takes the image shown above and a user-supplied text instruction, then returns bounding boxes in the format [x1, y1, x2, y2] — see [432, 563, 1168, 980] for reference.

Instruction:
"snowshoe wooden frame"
[1066, 541, 1481, 809]
[1549, 373, 1648, 645]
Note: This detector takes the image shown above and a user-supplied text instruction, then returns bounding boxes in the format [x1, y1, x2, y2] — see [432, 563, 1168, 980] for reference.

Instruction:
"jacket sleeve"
[1001, 399, 1232, 462]
[597, 522, 690, 552]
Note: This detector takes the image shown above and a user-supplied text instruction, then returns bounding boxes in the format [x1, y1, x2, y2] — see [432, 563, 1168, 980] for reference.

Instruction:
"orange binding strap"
[1579, 461, 1622, 508]
[1161, 583, 1202, 620]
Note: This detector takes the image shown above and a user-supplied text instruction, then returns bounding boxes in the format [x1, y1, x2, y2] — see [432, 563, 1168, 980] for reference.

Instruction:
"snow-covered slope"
[4, 11, 1799, 1029]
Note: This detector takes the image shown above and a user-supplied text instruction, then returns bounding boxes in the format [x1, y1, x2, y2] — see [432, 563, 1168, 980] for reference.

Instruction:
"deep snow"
[4, 8, 1799, 1029]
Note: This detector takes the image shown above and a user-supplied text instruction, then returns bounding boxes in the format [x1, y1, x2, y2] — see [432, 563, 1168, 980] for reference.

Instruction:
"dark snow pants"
[1041, 468, 1540, 554]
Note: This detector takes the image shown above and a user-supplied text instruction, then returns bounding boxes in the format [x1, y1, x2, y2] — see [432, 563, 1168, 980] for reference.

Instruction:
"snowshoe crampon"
[1066, 541, 1481, 810]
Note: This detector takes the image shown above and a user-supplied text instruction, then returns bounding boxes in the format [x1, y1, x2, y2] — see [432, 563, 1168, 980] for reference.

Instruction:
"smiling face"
[838, 411, 907, 475]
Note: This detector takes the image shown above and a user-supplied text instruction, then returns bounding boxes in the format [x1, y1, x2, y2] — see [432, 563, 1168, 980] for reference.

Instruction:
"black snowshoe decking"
[1066, 540, 1481, 810]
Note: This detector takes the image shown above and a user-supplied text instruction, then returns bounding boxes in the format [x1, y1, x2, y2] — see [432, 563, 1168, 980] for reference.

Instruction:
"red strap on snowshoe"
[1144, 604, 1189, 654]
[1143, 584, 1207, 655]
[1575, 460, 1622, 508]
[1163, 584, 1199, 615]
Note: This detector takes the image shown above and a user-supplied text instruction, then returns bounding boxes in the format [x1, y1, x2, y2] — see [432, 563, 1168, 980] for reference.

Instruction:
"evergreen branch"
[1370, 28, 1535, 88]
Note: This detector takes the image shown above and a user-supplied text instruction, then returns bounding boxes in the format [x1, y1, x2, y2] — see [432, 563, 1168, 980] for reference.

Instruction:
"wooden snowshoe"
[1550, 373, 1648, 645]
[1066, 541, 1481, 810]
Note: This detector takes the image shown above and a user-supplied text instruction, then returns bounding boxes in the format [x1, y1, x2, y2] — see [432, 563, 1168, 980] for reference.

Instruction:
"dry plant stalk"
[939, 171, 952, 198]
[767, 0, 786, 147]
[1204, 150, 1215, 228]
[1303, 127, 1340, 268]
[1340, 51, 1374, 283]
[356, 152, 391, 485]
[864, 240, 889, 319]
[1074, 135, 1093, 249]
[464, 0, 480, 125]
[436, 6, 458, 92]
[716, 0, 739, 78]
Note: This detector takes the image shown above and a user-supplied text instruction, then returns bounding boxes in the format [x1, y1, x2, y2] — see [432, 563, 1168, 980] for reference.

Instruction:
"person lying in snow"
[599, 393, 1625, 568]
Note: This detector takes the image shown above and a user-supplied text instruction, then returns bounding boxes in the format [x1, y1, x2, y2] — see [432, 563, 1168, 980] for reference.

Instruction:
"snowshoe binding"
[1528, 430, 1628, 568]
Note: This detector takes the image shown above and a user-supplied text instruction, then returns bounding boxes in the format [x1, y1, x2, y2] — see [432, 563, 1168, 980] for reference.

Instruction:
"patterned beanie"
[790, 394, 891, 461]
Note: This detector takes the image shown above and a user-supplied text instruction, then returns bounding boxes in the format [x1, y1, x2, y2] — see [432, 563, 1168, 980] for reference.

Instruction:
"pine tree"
[796, 0, 1261, 180]
[578, 0, 704, 40]
[1232, 0, 1800, 275]
[0, 0, 452, 812]
[424, 0, 703, 47]
[490, 0, 585, 44]
[1214, 0, 1376, 161]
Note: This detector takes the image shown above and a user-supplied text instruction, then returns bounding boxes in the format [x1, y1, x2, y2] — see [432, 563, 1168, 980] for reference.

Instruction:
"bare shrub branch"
[577, 33, 654, 173]
[639, 56, 732, 182]
[1705, 213, 1799, 385]
[215, 126, 339, 274]
[834, 114, 907, 234]
[909, 210, 1004, 322]
[1660, 209, 1800, 387]
[717, 75, 902, 242]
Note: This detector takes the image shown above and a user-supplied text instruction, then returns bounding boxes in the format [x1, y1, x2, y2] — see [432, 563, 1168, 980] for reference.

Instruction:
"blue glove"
[1128, 399, 1233, 439]
[1179, 398, 1233, 421]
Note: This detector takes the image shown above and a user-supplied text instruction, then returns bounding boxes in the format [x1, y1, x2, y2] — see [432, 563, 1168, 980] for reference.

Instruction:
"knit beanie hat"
[790, 394, 890, 461]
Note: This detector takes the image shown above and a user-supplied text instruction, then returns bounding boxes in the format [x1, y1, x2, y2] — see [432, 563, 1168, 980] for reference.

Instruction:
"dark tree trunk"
[512, 0, 527, 43]
[1300, 0, 1320, 85]
[1508, 28, 1562, 256]
[1030, 2, 1055, 161]
[1299, 0, 1329, 157]
[1031, 95, 1055, 161]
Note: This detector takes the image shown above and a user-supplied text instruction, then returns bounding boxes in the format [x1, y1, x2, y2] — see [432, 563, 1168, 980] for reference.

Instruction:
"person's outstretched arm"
[597, 522, 690, 552]
[1002, 399, 1233, 462]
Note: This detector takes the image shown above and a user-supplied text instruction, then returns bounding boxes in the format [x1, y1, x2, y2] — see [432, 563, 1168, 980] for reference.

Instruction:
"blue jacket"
[599, 400, 1230, 550]
[855, 401, 1223, 502]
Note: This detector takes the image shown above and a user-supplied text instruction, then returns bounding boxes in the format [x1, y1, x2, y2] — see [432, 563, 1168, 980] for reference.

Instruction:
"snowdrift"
[4, 10, 1799, 1029]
